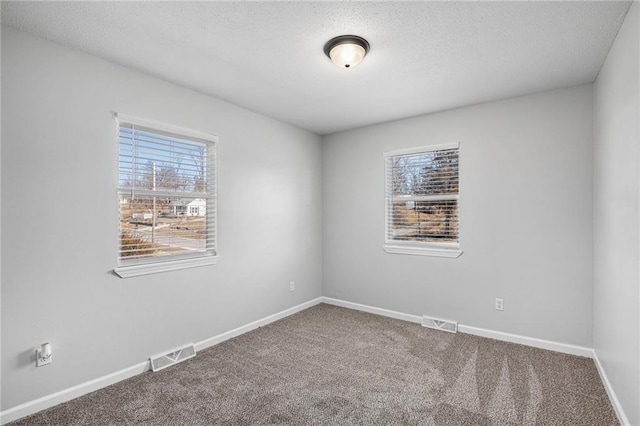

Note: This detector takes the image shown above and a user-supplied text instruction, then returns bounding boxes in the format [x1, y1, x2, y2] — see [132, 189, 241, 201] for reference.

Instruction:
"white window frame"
[383, 143, 462, 258]
[114, 113, 219, 278]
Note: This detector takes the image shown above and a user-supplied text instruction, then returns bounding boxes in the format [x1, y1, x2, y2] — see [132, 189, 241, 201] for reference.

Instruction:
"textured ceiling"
[1, 1, 632, 135]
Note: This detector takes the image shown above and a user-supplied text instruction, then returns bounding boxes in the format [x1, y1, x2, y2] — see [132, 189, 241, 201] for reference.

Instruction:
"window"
[384, 143, 461, 258]
[114, 114, 218, 277]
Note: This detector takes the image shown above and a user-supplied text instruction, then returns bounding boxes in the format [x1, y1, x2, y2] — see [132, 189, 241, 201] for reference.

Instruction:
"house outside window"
[115, 114, 218, 277]
[384, 143, 462, 258]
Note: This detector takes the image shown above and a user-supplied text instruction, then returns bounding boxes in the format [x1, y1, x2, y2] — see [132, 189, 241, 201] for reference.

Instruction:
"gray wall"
[323, 84, 594, 347]
[1, 27, 323, 410]
[594, 2, 640, 424]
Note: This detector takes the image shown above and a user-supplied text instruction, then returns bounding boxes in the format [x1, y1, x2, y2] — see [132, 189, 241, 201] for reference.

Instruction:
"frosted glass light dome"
[329, 43, 366, 68]
[324, 35, 370, 69]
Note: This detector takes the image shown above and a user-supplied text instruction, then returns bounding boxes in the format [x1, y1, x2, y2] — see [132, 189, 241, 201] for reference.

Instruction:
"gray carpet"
[12, 304, 618, 425]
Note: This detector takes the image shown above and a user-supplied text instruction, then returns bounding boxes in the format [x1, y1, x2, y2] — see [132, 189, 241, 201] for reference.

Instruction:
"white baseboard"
[457, 324, 593, 358]
[321, 297, 593, 358]
[593, 351, 631, 426]
[0, 361, 149, 425]
[322, 297, 423, 324]
[194, 297, 323, 352]
[0, 297, 323, 425]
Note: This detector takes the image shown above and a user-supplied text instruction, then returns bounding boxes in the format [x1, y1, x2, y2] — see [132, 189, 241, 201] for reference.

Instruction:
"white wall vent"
[150, 343, 196, 372]
[422, 316, 458, 333]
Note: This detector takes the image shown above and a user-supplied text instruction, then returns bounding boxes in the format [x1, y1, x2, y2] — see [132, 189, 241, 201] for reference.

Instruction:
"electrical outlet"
[289, 281, 295, 292]
[495, 298, 504, 311]
[36, 343, 53, 367]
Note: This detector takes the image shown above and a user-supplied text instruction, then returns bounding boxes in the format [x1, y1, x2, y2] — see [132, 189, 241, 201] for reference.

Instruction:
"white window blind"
[116, 114, 217, 274]
[384, 143, 461, 257]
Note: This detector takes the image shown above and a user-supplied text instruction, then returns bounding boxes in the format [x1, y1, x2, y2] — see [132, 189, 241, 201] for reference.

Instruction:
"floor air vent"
[422, 316, 458, 333]
[150, 343, 196, 372]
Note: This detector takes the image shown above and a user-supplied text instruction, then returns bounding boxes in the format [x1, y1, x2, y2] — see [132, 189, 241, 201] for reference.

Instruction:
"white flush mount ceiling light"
[323, 35, 370, 69]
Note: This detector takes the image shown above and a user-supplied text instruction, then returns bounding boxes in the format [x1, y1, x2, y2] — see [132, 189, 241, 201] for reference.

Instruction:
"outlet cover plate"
[36, 350, 52, 367]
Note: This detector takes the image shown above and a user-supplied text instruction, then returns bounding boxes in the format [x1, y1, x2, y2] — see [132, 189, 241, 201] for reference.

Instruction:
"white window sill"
[383, 244, 462, 258]
[114, 255, 219, 278]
